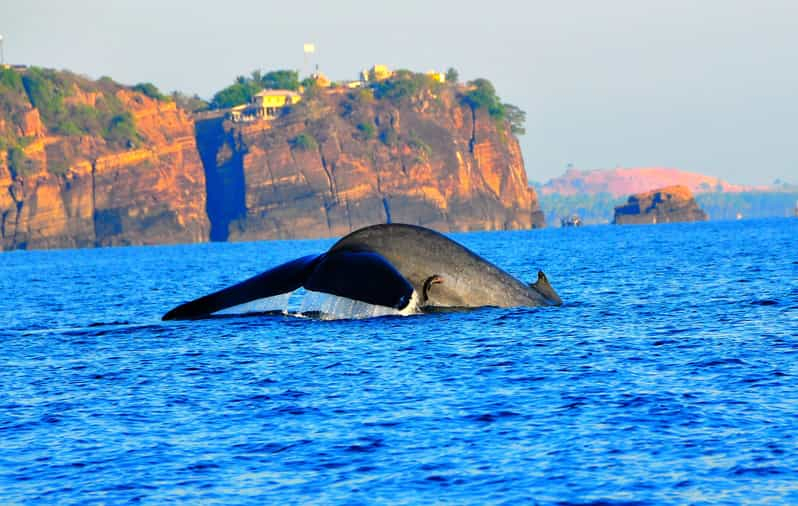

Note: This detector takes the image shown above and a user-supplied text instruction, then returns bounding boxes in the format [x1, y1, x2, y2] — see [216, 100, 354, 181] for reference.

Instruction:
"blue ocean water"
[1, 219, 796, 504]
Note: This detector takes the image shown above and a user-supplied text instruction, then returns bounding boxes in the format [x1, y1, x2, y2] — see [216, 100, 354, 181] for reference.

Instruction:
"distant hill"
[534, 167, 797, 226]
[539, 167, 769, 197]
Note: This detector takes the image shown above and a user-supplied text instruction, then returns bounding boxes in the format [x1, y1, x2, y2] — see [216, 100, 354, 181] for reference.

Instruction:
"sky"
[3, 0, 796, 185]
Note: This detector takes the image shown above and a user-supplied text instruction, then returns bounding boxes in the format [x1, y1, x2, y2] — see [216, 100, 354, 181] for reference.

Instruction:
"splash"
[211, 289, 405, 320]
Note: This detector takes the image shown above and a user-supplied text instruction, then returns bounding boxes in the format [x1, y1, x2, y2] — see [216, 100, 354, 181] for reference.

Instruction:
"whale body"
[162, 223, 561, 320]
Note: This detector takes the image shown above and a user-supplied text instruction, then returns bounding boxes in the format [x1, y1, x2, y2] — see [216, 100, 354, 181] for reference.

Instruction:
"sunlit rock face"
[1, 71, 542, 250]
[198, 86, 544, 242]
[0, 81, 209, 250]
[613, 185, 709, 225]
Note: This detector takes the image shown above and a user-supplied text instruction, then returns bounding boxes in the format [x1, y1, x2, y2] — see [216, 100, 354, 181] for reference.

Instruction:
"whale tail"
[530, 270, 562, 306]
[162, 250, 415, 320]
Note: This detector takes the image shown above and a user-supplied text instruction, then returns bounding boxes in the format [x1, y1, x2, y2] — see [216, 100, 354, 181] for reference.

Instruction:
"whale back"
[330, 224, 560, 307]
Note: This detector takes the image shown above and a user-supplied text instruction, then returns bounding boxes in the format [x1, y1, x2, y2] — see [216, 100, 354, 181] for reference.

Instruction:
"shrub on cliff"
[21, 67, 68, 128]
[105, 112, 139, 147]
[290, 132, 318, 151]
[371, 70, 439, 103]
[0, 68, 25, 94]
[356, 121, 376, 140]
[7, 147, 35, 178]
[171, 91, 209, 112]
[132, 82, 167, 101]
[17, 67, 141, 147]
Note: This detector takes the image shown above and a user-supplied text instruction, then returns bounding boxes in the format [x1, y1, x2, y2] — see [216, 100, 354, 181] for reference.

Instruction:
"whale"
[162, 223, 561, 320]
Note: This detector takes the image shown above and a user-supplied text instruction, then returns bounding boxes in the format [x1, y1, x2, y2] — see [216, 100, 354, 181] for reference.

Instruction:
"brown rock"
[613, 185, 708, 225]
[201, 87, 544, 242]
[0, 84, 209, 250]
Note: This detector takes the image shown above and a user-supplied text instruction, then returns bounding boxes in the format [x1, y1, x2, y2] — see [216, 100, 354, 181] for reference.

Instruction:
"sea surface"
[1, 219, 797, 504]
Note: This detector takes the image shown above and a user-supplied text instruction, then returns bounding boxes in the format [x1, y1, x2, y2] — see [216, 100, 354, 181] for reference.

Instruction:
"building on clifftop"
[229, 90, 302, 122]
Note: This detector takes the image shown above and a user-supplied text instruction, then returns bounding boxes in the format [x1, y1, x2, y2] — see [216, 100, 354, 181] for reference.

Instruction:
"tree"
[132, 82, 166, 100]
[504, 103, 526, 135]
[261, 70, 299, 90]
[445, 67, 459, 83]
[211, 80, 260, 109]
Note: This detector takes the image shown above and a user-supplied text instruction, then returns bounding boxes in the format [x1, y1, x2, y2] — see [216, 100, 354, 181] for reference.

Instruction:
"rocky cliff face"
[1, 69, 542, 251]
[0, 71, 209, 250]
[613, 185, 708, 225]
[200, 86, 543, 242]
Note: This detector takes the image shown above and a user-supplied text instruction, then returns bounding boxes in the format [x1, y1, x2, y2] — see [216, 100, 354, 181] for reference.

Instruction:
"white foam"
[212, 289, 419, 320]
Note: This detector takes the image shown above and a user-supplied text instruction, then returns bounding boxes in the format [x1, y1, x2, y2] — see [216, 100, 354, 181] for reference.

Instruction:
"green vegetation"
[537, 191, 625, 226]
[445, 67, 459, 83]
[371, 70, 440, 103]
[696, 191, 798, 220]
[261, 70, 299, 91]
[0, 68, 146, 178]
[461, 78, 526, 135]
[462, 78, 505, 118]
[7, 146, 35, 178]
[356, 121, 376, 140]
[211, 76, 260, 109]
[132, 82, 167, 101]
[106, 112, 138, 146]
[290, 132, 318, 151]
[211, 70, 300, 109]
[504, 103, 526, 135]
[537, 189, 798, 225]
[171, 91, 209, 112]
[0, 67, 24, 93]
[16, 67, 140, 147]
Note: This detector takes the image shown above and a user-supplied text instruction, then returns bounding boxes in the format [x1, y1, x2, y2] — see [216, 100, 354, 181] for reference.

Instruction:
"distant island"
[613, 185, 708, 225]
[0, 64, 540, 251]
[535, 167, 798, 226]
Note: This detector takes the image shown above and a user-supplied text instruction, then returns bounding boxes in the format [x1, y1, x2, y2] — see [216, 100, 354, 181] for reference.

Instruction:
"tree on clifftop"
[461, 78, 526, 135]
[210, 70, 300, 109]
[260, 70, 299, 91]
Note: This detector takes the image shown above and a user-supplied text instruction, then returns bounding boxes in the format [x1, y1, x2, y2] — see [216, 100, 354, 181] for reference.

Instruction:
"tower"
[303, 42, 315, 76]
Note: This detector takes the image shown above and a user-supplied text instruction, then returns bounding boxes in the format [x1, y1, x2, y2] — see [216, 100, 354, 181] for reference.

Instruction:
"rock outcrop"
[200, 86, 543, 241]
[0, 70, 209, 250]
[1, 68, 543, 250]
[613, 185, 708, 225]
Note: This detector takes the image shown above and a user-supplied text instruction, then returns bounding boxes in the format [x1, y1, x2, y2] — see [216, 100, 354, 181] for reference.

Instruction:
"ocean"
[1, 218, 796, 504]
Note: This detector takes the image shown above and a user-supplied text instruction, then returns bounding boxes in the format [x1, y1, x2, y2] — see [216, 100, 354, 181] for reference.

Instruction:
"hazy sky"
[3, 0, 796, 185]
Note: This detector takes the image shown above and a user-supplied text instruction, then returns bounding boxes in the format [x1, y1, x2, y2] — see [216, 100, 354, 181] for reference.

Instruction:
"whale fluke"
[162, 223, 561, 320]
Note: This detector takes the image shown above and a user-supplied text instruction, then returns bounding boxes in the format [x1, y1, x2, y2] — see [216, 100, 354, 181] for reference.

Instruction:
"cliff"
[0, 68, 209, 250]
[613, 185, 708, 225]
[199, 83, 543, 241]
[1, 68, 542, 251]
[542, 167, 764, 197]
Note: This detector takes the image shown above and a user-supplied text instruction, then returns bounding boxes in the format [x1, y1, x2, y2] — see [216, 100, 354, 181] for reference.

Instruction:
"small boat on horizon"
[561, 215, 583, 227]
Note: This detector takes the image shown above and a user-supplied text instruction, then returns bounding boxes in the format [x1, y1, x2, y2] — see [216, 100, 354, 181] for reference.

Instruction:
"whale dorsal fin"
[530, 270, 562, 305]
